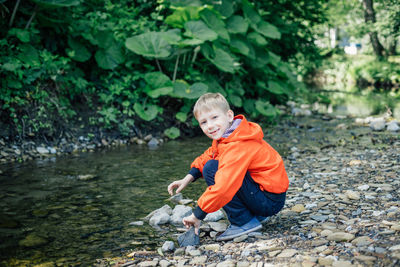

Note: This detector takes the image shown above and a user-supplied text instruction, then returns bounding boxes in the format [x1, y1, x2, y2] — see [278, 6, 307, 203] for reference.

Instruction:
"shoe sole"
[216, 224, 262, 241]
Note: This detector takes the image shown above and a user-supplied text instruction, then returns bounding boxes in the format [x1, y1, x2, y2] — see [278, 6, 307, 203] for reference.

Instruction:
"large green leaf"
[172, 80, 208, 99]
[255, 100, 278, 117]
[268, 51, 281, 67]
[31, 0, 80, 8]
[253, 47, 269, 67]
[18, 44, 39, 66]
[228, 94, 243, 107]
[226, 16, 249, 34]
[180, 38, 204, 46]
[184, 20, 218, 42]
[257, 80, 286, 95]
[164, 127, 180, 139]
[144, 72, 173, 98]
[67, 38, 91, 62]
[267, 80, 286, 95]
[230, 36, 251, 57]
[214, 0, 235, 18]
[254, 21, 281, 40]
[200, 9, 230, 41]
[175, 112, 187, 122]
[205, 47, 236, 73]
[8, 28, 30, 43]
[134, 103, 158, 121]
[169, 0, 202, 7]
[242, 0, 261, 26]
[125, 32, 172, 58]
[248, 32, 267, 46]
[95, 43, 124, 70]
[159, 29, 182, 45]
[94, 31, 114, 49]
[165, 6, 202, 28]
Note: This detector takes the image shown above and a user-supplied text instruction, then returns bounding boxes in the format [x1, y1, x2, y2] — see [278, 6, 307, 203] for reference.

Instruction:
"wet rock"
[78, 174, 96, 181]
[147, 138, 160, 148]
[129, 221, 144, 226]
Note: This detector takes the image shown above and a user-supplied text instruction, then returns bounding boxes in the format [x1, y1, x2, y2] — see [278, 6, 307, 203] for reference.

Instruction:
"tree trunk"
[362, 0, 385, 58]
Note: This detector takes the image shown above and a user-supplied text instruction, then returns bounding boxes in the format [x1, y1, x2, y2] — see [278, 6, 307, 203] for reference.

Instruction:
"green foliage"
[164, 126, 180, 139]
[0, 0, 323, 140]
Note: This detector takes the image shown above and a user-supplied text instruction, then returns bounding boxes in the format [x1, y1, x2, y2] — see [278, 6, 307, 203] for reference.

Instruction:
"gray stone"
[326, 232, 355, 242]
[208, 221, 228, 232]
[351, 236, 373, 247]
[177, 227, 199, 247]
[277, 249, 298, 258]
[369, 118, 386, 131]
[387, 121, 400, 132]
[170, 205, 192, 226]
[159, 259, 171, 267]
[162, 241, 175, 252]
[389, 244, 400, 251]
[147, 137, 160, 148]
[204, 210, 225, 222]
[168, 193, 183, 204]
[190, 256, 207, 265]
[36, 147, 49, 154]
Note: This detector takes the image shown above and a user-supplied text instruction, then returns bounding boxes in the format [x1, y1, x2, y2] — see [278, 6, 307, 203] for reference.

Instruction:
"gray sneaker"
[216, 217, 261, 241]
[256, 216, 270, 224]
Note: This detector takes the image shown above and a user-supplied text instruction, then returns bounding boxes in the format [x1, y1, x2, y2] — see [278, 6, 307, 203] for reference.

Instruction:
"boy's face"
[197, 108, 234, 140]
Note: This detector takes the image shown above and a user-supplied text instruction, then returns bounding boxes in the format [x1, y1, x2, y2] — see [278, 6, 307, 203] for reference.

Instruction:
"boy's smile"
[197, 109, 234, 140]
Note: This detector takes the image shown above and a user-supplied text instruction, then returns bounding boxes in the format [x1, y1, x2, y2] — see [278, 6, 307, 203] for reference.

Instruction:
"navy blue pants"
[203, 159, 286, 226]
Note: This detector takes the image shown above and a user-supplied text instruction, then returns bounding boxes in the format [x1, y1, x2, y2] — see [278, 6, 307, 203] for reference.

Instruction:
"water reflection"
[317, 87, 400, 119]
[0, 137, 209, 266]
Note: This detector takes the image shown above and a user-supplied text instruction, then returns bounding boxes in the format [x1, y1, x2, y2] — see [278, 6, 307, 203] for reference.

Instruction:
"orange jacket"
[191, 114, 289, 215]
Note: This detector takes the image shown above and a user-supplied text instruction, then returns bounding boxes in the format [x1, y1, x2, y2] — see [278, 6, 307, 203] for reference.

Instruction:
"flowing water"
[0, 87, 398, 266]
[0, 137, 211, 266]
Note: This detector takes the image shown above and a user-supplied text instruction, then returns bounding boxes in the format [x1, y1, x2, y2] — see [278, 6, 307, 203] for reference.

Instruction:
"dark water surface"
[0, 137, 210, 266]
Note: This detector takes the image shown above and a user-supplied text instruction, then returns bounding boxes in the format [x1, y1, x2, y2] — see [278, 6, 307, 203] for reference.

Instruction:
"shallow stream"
[0, 137, 210, 266]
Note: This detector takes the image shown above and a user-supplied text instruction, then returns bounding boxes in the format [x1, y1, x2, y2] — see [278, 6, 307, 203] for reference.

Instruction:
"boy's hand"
[167, 174, 194, 195]
[182, 213, 201, 235]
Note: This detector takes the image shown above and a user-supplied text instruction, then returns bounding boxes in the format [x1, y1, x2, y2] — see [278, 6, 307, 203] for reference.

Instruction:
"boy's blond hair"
[193, 93, 230, 119]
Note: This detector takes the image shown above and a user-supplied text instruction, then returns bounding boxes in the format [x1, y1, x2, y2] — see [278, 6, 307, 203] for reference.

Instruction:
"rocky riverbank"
[1, 101, 398, 165]
[94, 112, 400, 267]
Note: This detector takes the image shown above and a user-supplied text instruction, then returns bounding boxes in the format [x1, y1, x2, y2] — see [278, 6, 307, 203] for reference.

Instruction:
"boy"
[167, 93, 288, 241]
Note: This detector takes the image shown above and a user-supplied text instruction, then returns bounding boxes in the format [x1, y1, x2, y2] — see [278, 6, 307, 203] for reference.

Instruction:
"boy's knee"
[203, 160, 218, 185]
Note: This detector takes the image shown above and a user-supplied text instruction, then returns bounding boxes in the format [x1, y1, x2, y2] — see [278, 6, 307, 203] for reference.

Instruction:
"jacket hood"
[218, 114, 264, 143]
